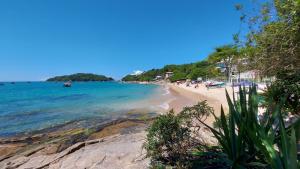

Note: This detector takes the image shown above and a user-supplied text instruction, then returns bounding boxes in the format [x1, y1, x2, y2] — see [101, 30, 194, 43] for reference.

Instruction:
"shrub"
[202, 86, 300, 169]
[144, 110, 193, 168]
[180, 101, 214, 135]
[145, 101, 219, 168]
[264, 70, 300, 114]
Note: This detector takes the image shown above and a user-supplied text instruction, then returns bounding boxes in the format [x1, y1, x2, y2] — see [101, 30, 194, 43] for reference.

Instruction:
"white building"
[154, 75, 163, 81]
[216, 58, 260, 82]
[165, 72, 174, 79]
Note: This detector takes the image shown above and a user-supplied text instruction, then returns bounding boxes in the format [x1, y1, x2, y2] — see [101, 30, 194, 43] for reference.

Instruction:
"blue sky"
[0, 0, 253, 81]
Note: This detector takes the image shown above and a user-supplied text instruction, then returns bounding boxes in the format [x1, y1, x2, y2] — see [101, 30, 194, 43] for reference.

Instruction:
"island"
[46, 73, 114, 82]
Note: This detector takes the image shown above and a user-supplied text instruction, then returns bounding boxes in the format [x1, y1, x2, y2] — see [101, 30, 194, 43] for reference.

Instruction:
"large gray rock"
[0, 132, 149, 169]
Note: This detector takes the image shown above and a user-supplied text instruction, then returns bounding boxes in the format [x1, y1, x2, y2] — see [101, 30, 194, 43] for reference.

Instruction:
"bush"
[145, 101, 217, 168]
[144, 110, 193, 168]
[180, 101, 214, 133]
[204, 86, 300, 169]
[264, 70, 300, 114]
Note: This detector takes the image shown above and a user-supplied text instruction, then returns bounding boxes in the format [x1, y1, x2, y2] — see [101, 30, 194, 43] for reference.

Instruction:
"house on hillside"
[154, 75, 163, 81]
[216, 59, 260, 82]
[231, 70, 260, 83]
[216, 62, 227, 73]
[165, 72, 174, 80]
[239, 70, 259, 80]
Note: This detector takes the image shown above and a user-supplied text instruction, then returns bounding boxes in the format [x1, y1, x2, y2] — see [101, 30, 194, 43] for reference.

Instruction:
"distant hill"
[46, 73, 114, 82]
[122, 61, 220, 82]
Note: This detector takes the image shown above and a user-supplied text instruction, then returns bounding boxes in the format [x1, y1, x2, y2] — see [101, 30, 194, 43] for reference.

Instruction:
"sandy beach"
[167, 82, 235, 126]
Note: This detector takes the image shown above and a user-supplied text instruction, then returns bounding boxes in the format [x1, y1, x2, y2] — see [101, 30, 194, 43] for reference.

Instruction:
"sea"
[0, 81, 167, 137]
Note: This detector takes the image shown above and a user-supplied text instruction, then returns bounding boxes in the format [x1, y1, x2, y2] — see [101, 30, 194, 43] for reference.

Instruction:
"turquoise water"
[0, 82, 160, 136]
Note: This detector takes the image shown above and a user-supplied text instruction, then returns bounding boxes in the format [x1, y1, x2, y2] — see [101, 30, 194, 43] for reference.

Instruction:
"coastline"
[0, 82, 167, 168]
[0, 82, 228, 168]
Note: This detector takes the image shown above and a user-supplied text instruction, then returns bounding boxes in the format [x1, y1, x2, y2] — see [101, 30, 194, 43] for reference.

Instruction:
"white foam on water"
[162, 86, 170, 95]
[159, 102, 170, 110]
[158, 97, 176, 111]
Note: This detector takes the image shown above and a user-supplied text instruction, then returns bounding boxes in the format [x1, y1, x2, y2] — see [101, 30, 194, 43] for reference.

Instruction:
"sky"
[0, 0, 254, 81]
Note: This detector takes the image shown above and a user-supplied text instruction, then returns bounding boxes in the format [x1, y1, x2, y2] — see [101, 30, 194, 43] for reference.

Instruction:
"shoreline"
[0, 81, 222, 140]
[0, 82, 226, 168]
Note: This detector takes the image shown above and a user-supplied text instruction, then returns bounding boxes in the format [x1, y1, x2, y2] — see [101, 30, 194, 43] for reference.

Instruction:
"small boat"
[205, 81, 225, 88]
[63, 81, 72, 87]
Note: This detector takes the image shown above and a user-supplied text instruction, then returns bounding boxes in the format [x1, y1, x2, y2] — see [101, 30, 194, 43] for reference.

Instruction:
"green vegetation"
[144, 1, 300, 168]
[122, 61, 220, 82]
[46, 73, 114, 82]
[144, 110, 193, 168]
[264, 70, 300, 114]
[144, 101, 215, 168]
[205, 86, 299, 169]
[145, 86, 300, 168]
[234, 0, 300, 77]
[207, 45, 239, 81]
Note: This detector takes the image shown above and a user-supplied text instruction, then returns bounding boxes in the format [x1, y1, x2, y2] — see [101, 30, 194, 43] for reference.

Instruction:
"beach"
[0, 82, 229, 169]
[167, 82, 235, 126]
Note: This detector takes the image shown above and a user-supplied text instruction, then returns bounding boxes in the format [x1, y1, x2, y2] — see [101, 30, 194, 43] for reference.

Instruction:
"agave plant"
[198, 85, 299, 169]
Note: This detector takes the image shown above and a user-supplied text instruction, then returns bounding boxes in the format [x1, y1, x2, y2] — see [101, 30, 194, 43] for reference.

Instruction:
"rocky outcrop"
[0, 131, 149, 169]
[0, 114, 217, 169]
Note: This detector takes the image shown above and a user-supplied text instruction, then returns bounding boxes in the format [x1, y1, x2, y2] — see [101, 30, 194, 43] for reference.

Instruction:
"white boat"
[205, 81, 225, 88]
[63, 81, 72, 87]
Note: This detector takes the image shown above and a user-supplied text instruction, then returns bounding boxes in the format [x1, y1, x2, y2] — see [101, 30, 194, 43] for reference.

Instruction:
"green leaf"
[246, 162, 268, 167]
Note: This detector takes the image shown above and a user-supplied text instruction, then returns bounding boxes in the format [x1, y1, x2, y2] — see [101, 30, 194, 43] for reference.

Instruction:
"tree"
[169, 71, 187, 82]
[46, 73, 114, 82]
[208, 45, 239, 82]
[235, 0, 300, 77]
[122, 61, 219, 82]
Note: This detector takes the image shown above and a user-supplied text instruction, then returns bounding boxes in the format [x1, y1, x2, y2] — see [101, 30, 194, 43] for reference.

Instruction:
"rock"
[2, 156, 29, 169]
[48, 132, 149, 169]
[0, 143, 25, 161]
[0, 131, 149, 169]
[40, 144, 60, 155]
